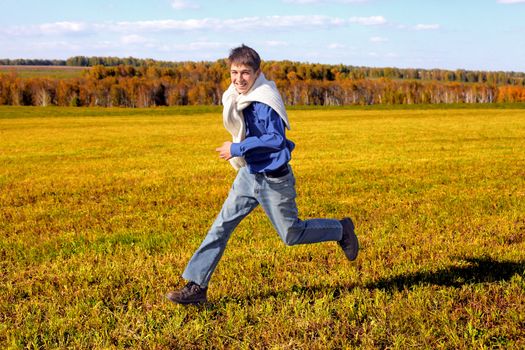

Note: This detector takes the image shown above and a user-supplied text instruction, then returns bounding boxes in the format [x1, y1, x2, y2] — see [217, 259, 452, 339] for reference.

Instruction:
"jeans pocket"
[265, 172, 294, 190]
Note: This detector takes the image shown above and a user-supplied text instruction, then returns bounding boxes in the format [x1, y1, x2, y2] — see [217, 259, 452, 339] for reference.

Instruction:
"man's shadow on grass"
[364, 257, 525, 292]
[224, 256, 525, 304]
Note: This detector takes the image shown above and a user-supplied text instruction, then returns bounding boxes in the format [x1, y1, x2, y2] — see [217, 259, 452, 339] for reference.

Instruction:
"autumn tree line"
[1, 57, 525, 107]
[1, 56, 169, 68]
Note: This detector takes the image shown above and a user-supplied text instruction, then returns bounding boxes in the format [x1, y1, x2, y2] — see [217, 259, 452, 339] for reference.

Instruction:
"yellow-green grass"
[0, 66, 87, 79]
[1, 106, 524, 349]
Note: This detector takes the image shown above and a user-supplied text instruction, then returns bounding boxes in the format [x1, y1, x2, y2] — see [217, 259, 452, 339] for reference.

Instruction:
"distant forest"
[1, 56, 525, 107]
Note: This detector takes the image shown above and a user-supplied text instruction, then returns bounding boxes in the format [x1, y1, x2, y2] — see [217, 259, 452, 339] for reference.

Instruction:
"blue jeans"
[182, 165, 343, 287]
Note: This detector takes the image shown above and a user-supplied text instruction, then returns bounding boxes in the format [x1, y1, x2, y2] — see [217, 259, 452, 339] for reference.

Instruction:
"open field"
[1, 105, 524, 349]
[0, 66, 87, 79]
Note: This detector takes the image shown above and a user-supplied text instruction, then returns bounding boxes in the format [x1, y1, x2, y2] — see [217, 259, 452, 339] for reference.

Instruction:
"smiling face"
[230, 63, 260, 94]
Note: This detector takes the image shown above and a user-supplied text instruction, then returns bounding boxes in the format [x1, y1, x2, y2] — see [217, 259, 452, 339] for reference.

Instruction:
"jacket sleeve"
[230, 103, 286, 157]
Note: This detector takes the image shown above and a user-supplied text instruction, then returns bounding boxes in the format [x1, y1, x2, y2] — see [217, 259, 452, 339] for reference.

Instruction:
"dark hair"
[228, 44, 261, 71]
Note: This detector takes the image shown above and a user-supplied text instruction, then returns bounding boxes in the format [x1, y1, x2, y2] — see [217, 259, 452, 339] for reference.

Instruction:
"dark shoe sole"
[165, 292, 207, 305]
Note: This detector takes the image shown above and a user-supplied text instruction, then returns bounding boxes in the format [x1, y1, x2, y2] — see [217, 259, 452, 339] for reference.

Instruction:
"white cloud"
[349, 16, 386, 26]
[3, 15, 387, 38]
[186, 41, 226, 50]
[171, 0, 199, 10]
[106, 17, 256, 32]
[32, 40, 118, 52]
[93, 16, 351, 32]
[39, 21, 87, 34]
[284, 0, 368, 3]
[370, 36, 388, 43]
[172, 41, 230, 51]
[265, 40, 289, 47]
[111, 19, 213, 32]
[414, 24, 440, 30]
[497, 0, 525, 3]
[284, 0, 321, 3]
[328, 43, 345, 49]
[260, 15, 346, 28]
[121, 35, 149, 45]
[33, 41, 83, 50]
[5, 21, 88, 36]
[114, 40, 230, 54]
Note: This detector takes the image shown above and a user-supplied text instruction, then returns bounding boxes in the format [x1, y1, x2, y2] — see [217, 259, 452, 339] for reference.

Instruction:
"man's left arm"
[229, 105, 286, 158]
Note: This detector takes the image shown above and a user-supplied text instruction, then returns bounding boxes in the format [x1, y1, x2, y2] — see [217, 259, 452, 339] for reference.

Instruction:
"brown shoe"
[339, 218, 358, 261]
[166, 281, 207, 305]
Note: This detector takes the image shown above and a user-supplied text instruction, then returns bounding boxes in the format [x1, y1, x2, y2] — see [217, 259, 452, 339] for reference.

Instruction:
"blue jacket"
[230, 102, 295, 174]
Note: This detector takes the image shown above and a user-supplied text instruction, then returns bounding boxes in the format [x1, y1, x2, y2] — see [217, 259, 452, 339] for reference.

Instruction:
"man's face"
[230, 63, 260, 94]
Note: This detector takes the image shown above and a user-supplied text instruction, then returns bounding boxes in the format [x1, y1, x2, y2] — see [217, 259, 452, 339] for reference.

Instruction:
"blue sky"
[1, 0, 524, 72]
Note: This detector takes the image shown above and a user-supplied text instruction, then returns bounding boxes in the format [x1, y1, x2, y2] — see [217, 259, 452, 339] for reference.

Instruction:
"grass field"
[0, 66, 87, 79]
[1, 105, 524, 349]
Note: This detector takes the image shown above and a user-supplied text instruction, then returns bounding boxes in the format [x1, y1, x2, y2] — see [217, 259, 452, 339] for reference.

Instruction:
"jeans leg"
[182, 168, 258, 287]
[258, 168, 343, 246]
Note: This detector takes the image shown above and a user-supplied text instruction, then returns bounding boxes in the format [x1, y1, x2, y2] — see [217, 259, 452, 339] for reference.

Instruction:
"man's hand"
[216, 141, 233, 161]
